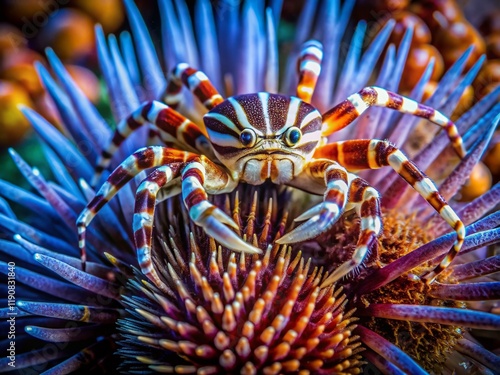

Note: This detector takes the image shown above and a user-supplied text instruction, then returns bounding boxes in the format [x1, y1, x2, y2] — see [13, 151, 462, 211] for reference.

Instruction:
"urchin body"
[77, 40, 465, 291]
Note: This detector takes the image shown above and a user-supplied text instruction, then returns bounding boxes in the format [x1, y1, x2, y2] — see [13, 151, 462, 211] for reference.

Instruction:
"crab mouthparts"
[241, 157, 295, 184]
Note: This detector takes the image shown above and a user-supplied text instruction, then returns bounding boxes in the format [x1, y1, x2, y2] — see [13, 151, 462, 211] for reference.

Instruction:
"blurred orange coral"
[0, 80, 33, 146]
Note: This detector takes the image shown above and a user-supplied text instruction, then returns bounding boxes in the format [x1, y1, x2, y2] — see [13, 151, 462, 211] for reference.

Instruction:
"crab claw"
[204, 214, 262, 254]
[293, 204, 323, 222]
[320, 263, 354, 288]
[276, 202, 341, 244]
[208, 206, 240, 230]
[190, 201, 261, 254]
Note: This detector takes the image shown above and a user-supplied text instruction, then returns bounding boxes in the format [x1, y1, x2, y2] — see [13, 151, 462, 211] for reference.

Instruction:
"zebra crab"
[77, 40, 466, 291]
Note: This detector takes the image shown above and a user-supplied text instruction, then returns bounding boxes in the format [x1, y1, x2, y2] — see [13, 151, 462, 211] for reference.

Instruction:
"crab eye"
[285, 127, 302, 146]
[240, 128, 257, 147]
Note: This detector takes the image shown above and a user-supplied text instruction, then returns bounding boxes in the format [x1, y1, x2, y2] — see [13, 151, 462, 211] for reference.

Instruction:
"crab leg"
[162, 63, 224, 110]
[321, 177, 382, 286]
[134, 165, 182, 291]
[92, 101, 212, 186]
[296, 40, 323, 104]
[77, 146, 190, 267]
[134, 157, 260, 291]
[277, 161, 350, 244]
[321, 86, 466, 158]
[78, 146, 261, 270]
[180, 157, 261, 255]
[315, 139, 465, 284]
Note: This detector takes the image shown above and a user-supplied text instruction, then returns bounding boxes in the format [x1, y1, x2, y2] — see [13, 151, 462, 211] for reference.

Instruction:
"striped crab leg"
[180, 157, 261, 255]
[78, 147, 260, 271]
[134, 158, 260, 291]
[314, 139, 465, 284]
[321, 86, 466, 158]
[277, 161, 350, 244]
[91, 101, 212, 186]
[77, 146, 190, 268]
[134, 165, 182, 291]
[296, 40, 323, 103]
[162, 63, 224, 110]
[321, 176, 382, 286]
